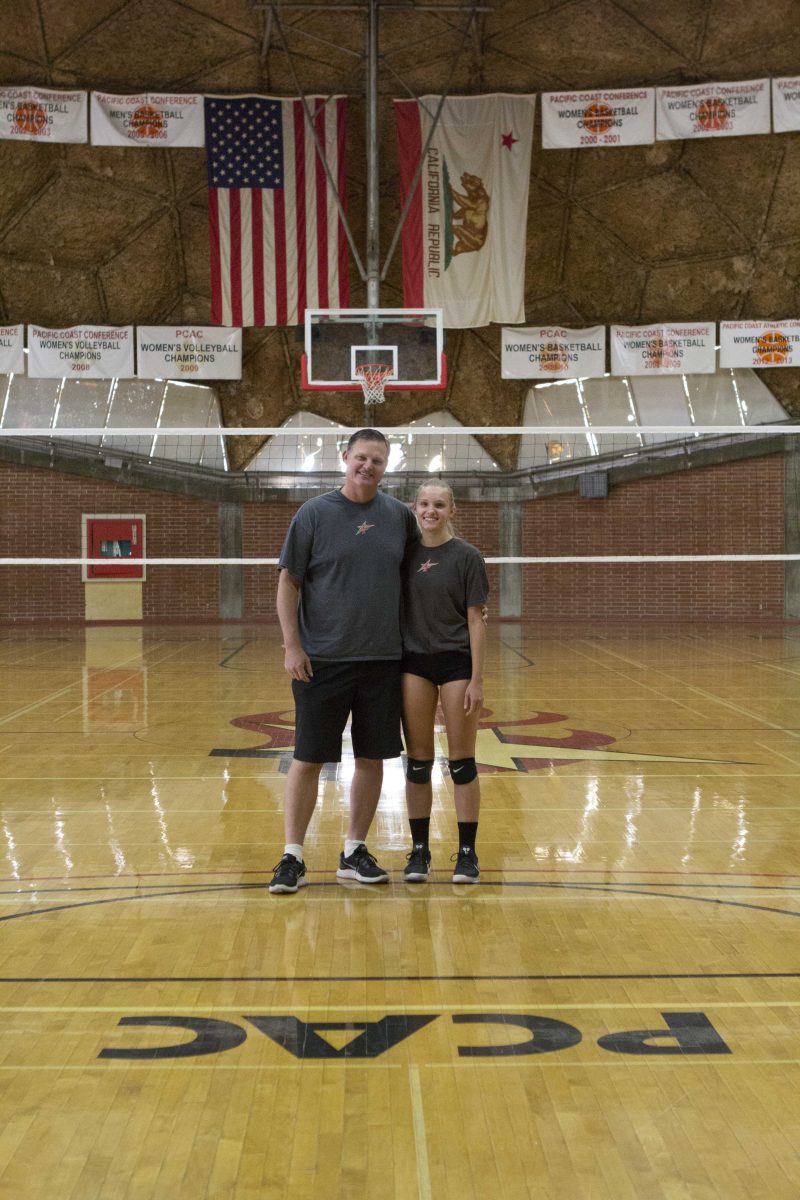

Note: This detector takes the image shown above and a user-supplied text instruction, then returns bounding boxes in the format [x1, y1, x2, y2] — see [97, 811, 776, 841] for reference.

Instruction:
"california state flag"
[394, 94, 535, 328]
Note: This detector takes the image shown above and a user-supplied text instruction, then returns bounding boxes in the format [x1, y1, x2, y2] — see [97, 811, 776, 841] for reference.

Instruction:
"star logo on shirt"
[356, 521, 375, 535]
[501, 130, 519, 149]
[417, 559, 439, 573]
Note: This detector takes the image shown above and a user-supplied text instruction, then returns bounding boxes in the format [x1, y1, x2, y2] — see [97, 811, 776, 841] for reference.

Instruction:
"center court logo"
[213, 707, 626, 770]
[211, 706, 734, 770]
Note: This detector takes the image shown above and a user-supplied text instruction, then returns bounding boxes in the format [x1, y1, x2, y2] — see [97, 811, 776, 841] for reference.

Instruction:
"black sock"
[409, 817, 430, 848]
[457, 821, 478, 852]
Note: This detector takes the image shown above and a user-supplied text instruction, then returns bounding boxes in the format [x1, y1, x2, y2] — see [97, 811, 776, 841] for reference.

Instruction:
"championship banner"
[28, 326, 134, 379]
[394, 93, 535, 327]
[656, 79, 770, 141]
[91, 93, 205, 147]
[137, 326, 242, 379]
[772, 77, 800, 133]
[541, 89, 654, 149]
[720, 321, 800, 369]
[501, 326, 605, 379]
[0, 325, 25, 375]
[611, 324, 716, 375]
[0, 88, 87, 143]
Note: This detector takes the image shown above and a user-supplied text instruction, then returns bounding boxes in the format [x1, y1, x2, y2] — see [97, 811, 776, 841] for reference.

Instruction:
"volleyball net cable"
[1, 422, 797, 567]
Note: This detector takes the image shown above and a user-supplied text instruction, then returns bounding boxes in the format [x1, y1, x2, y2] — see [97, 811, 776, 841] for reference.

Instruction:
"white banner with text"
[772, 77, 800, 133]
[656, 79, 770, 141]
[91, 92, 205, 146]
[0, 325, 25, 374]
[501, 325, 606, 379]
[0, 87, 87, 142]
[720, 321, 800, 368]
[611, 323, 716, 375]
[136, 326, 242, 379]
[541, 88, 654, 149]
[28, 326, 135, 378]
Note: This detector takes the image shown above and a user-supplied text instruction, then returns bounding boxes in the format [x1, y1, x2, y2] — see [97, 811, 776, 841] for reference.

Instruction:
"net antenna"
[355, 361, 394, 406]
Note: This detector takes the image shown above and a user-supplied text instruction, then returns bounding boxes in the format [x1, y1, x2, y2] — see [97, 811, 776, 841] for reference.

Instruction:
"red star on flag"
[417, 559, 439, 573]
[501, 130, 519, 150]
[356, 521, 375, 535]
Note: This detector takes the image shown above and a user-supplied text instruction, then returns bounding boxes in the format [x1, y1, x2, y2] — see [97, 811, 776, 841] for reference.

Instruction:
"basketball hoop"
[355, 362, 394, 406]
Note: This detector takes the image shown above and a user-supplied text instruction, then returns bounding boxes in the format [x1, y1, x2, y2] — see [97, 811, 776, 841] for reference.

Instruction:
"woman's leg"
[439, 679, 480, 822]
[401, 672, 439, 819]
[440, 679, 481, 882]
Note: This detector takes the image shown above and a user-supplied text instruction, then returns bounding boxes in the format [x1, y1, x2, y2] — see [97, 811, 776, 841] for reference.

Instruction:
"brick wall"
[0, 463, 219, 622]
[0, 454, 785, 622]
[521, 455, 785, 620]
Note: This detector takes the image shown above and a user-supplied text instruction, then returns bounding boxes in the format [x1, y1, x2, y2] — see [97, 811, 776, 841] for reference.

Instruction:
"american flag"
[205, 95, 349, 326]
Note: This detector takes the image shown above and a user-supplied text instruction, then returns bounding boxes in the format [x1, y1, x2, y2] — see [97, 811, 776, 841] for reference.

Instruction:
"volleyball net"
[0, 421, 794, 576]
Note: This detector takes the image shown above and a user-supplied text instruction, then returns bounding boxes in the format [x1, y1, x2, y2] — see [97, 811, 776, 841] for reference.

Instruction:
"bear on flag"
[394, 94, 535, 328]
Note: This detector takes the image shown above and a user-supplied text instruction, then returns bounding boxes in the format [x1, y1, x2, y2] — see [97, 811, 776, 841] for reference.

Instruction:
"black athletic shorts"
[292, 659, 402, 763]
[400, 650, 473, 687]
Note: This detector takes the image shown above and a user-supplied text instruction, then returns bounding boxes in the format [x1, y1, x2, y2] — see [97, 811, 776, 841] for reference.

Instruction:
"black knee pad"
[406, 757, 434, 784]
[448, 757, 477, 784]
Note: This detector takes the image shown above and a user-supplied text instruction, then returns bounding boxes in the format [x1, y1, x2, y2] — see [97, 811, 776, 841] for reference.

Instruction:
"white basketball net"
[355, 362, 393, 405]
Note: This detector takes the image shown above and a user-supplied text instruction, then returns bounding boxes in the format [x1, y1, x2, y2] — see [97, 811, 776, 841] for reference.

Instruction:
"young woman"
[401, 483, 489, 884]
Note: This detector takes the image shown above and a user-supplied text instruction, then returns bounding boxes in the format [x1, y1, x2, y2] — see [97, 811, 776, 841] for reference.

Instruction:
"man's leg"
[346, 757, 384, 841]
[337, 756, 389, 883]
[269, 759, 323, 894]
[285, 758, 324, 843]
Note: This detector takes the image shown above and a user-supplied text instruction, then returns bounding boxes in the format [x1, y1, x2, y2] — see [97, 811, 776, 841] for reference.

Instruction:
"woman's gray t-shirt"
[279, 489, 419, 661]
[401, 537, 489, 655]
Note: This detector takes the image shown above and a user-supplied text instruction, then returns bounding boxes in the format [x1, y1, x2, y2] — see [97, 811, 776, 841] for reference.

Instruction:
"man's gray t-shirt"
[401, 537, 489, 655]
[279, 489, 419, 661]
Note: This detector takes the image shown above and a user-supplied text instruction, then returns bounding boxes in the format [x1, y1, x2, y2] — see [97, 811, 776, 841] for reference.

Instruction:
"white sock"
[284, 843, 304, 862]
[344, 838, 365, 858]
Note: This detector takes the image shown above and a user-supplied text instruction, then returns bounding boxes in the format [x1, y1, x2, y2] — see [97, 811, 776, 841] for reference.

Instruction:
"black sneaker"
[451, 847, 480, 884]
[269, 854, 308, 894]
[337, 844, 389, 884]
[403, 844, 431, 883]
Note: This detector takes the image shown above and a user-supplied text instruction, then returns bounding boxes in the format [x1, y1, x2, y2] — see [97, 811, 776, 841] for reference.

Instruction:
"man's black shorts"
[292, 660, 402, 763]
[400, 650, 473, 687]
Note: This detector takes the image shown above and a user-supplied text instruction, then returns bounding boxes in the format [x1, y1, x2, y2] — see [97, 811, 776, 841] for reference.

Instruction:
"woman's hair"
[414, 482, 456, 536]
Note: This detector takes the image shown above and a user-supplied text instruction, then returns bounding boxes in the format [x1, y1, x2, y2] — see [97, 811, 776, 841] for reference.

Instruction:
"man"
[270, 428, 419, 894]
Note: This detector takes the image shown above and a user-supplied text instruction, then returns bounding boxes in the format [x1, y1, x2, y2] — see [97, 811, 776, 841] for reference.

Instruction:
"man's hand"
[284, 645, 313, 681]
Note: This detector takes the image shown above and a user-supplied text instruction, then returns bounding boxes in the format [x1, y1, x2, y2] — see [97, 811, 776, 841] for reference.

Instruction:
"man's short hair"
[346, 428, 389, 453]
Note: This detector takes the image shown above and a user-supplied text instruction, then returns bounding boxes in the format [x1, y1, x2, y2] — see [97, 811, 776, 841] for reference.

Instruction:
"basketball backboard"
[302, 307, 445, 391]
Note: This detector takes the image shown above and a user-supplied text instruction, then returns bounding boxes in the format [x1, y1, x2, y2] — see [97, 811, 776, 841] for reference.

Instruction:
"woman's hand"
[464, 679, 483, 715]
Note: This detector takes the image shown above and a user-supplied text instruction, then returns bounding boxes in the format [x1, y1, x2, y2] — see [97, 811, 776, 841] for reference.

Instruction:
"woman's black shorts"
[400, 650, 472, 687]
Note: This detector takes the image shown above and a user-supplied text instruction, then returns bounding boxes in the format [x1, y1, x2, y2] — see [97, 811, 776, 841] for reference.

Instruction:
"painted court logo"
[210, 707, 731, 771]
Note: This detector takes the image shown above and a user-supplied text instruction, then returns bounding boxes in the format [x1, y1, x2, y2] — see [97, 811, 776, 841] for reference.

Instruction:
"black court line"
[219, 640, 248, 667]
[3, 880, 800, 899]
[0, 971, 798, 983]
[3, 879, 800, 924]
[497, 636, 536, 667]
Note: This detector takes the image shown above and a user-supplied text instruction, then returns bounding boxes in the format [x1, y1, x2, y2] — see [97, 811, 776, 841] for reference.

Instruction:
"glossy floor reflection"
[1, 623, 800, 1198]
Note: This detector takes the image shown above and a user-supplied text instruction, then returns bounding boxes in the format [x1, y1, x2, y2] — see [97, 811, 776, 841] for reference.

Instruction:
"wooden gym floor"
[0, 622, 799, 1199]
